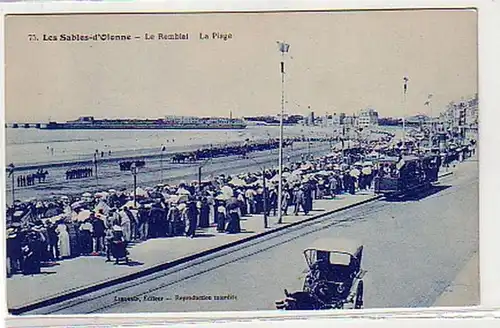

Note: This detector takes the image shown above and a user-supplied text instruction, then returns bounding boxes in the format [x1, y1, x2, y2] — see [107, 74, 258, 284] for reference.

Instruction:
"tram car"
[374, 154, 440, 197]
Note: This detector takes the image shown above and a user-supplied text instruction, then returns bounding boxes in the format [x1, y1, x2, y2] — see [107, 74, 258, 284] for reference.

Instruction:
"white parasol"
[349, 168, 361, 177]
[135, 187, 149, 198]
[215, 194, 231, 201]
[121, 200, 137, 209]
[94, 200, 111, 214]
[270, 175, 281, 183]
[362, 167, 373, 175]
[74, 209, 92, 222]
[71, 200, 86, 210]
[229, 177, 246, 187]
[94, 192, 109, 199]
[221, 185, 234, 198]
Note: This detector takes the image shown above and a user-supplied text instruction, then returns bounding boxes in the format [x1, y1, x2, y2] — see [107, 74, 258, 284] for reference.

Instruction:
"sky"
[4, 10, 477, 122]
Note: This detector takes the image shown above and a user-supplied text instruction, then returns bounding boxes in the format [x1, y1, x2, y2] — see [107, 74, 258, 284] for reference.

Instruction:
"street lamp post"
[262, 168, 269, 229]
[93, 153, 98, 186]
[277, 41, 290, 225]
[402, 76, 409, 149]
[131, 162, 138, 208]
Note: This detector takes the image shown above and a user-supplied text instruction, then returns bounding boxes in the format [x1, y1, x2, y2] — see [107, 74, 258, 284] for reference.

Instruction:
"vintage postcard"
[3, 9, 479, 316]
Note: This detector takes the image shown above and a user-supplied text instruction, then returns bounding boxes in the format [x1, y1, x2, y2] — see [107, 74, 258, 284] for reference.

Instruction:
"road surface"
[25, 158, 478, 314]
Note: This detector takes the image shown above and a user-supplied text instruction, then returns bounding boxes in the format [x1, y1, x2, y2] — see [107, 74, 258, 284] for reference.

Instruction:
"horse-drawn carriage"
[275, 239, 366, 310]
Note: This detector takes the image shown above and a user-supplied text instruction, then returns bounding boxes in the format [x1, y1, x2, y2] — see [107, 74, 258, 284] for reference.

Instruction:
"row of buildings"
[302, 108, 379, 128]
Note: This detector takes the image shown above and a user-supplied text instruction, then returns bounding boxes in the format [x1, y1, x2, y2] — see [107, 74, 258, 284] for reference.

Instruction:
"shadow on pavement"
[192, 233, 216, 238]
[383, 185, 452, 203]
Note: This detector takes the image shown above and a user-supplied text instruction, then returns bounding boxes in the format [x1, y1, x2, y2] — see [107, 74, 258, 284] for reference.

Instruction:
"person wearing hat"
[79, 218, 94, 256]
[92, 211, 106, 255]
[6, 224, 23, 275]
[198, 197, 210, 229]
[55, 219, 71, 259]
[46, 220, 60, 261]
[185, 199, 198, 238]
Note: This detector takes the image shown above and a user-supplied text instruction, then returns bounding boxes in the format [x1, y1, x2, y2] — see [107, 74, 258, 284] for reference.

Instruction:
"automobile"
[275, 238, 366, 310]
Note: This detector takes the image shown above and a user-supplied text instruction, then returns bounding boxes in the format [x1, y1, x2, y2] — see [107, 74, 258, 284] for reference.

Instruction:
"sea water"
[5, 125, 340, 166]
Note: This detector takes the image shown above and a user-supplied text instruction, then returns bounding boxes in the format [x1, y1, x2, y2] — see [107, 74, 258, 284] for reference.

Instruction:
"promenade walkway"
[7, 191, 377, 313]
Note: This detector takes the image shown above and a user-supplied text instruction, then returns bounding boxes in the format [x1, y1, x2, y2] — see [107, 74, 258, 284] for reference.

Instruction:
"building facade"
[357, 108, 379, 127]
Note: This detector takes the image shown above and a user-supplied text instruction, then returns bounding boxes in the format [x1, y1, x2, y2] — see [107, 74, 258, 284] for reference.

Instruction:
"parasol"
[135, 187, 149, 198]
[349, 168, 361, 177]
[71, 200, 86, 210]
[221, 185, 234, 197]
[362, 167, 373, 175]
[74, 209, 92, 222]
[121, 200, 137, 209]
[229, 177, 246, 187]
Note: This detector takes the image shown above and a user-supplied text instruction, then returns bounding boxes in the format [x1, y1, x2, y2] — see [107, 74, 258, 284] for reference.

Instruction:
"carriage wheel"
[354, 280, 364, 309]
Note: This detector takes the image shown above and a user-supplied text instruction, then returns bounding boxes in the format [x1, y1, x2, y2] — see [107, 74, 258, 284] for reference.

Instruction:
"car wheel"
[354, 280, 364, 309]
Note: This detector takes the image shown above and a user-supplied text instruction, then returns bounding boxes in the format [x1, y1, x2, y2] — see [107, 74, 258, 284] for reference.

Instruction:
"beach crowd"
[5, 134, 477, 277]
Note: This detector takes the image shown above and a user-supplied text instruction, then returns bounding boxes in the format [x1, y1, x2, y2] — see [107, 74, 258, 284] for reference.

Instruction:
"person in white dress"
[56, 221, 71, 259]
[119, 208, 131, 242]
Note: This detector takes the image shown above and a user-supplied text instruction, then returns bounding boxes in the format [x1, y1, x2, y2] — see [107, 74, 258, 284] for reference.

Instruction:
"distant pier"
[5, 123, 46, 129]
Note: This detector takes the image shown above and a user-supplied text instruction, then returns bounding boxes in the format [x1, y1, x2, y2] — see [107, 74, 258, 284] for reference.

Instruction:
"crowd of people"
[65, 167, 93, 180]
[16, 169, 49, 187]
[6, 132, 477, 277]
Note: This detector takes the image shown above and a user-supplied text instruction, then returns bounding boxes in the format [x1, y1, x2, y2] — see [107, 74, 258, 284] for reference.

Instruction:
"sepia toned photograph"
[3, 9, 478, 315]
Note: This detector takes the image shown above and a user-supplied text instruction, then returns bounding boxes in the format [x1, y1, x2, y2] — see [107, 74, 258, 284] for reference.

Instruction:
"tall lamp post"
[424, 93, 433, 148]
[93, 152, 98, 186]
[277, 40, 290, 224]
[198, 157, 214, 196]
[402, 76, 409, 149]
[131, 162, 138, 208]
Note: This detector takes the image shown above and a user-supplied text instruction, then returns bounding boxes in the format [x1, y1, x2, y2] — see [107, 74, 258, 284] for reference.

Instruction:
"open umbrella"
[74, 209, 92, 222]
[94, 200, 111, 214]
[135, 187, 149, 198]
[362, 167, 373, 175]
[121, 200, 137, 210]
[229, 177, 246, 187]
[221, 185, 234, 197]
[71, 200, 86, 210]
[350, 168, 361, 177]
[215, 193, 231, 201]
